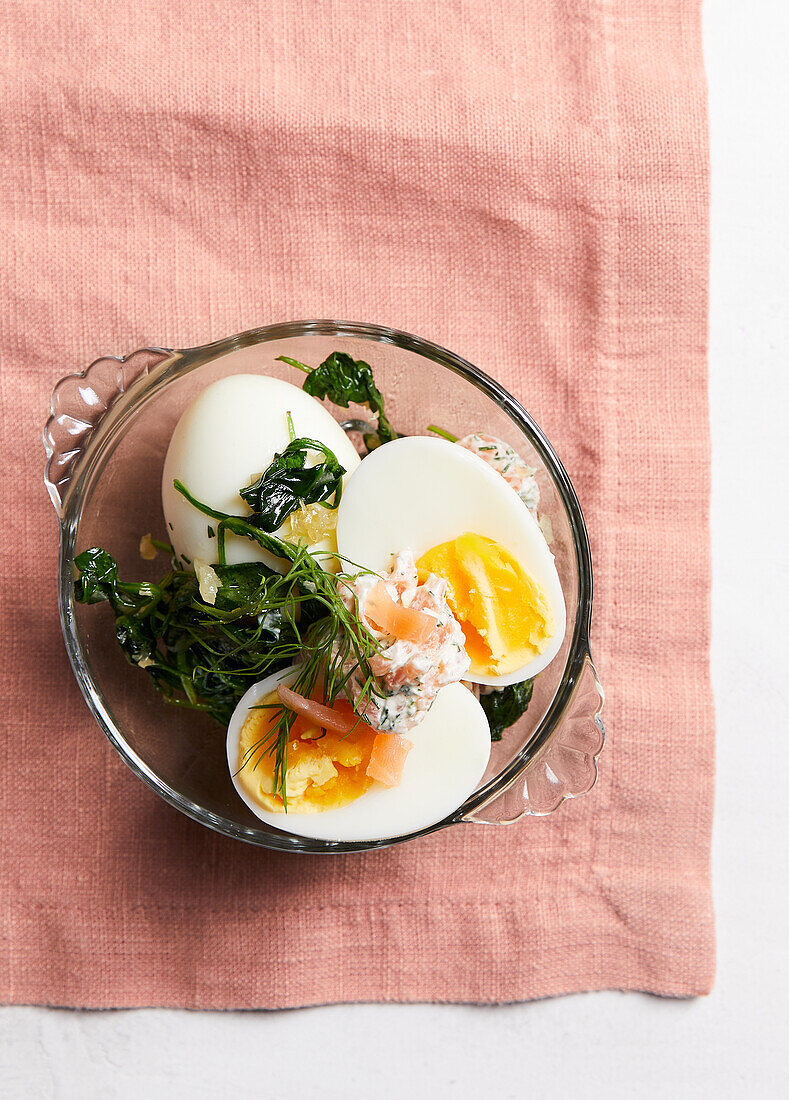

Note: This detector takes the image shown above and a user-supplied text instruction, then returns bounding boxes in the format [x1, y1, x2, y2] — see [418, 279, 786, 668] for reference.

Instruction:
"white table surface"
[3, 4, 789, 1097]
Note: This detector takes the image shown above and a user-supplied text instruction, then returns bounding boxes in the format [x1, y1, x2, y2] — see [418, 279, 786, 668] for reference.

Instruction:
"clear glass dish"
[44, 320, 605, 853]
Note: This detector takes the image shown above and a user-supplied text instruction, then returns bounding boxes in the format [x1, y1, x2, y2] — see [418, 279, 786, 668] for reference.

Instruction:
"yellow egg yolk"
[416, 531, 554, 676]
[237, 693, 375, 814]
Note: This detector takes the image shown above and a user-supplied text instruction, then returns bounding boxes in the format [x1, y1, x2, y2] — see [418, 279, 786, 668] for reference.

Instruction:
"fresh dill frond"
[172, 479, 383, 805]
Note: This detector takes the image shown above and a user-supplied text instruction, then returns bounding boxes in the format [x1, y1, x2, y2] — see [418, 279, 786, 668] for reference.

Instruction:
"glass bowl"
[44, 320, 605, 853]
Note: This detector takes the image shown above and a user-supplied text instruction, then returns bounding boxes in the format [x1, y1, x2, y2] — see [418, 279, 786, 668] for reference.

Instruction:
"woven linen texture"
[0, 0, 713, 1006]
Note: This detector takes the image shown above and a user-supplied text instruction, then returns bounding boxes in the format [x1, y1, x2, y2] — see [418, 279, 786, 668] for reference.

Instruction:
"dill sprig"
[74, 491, 383, 808]
[172, 479, 382, 807]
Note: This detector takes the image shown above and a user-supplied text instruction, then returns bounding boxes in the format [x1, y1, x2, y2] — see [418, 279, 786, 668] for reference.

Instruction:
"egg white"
[227, 667, 492, 842]
[335, 436, 566, 685]
[162, 374, 361, 573]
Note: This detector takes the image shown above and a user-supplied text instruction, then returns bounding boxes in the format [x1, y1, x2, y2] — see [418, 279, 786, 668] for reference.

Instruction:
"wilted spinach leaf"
[277, 351, 397, 448]
[480, 680, 534, 741]
[114, 613, 157, 665]
[74, 548, 317, 726]
[239, 436, 345, 532]
[74, 547, 158, 611]
[212, 561, 277, 611]
[74, 547, 119, 603]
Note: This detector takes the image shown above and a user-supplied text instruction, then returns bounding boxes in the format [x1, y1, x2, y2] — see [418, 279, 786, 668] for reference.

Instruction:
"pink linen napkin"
[0, 0, 714, 1006]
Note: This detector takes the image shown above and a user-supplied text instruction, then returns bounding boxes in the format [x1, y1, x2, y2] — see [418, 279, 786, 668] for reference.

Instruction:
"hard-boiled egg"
[162, 374, 361, 572]
[336, 436, 565, 685]
[226, 666, 491, 842]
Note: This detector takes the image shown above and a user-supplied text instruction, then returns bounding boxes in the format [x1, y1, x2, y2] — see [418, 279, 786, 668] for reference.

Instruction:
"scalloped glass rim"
[46, 319, 605, 852]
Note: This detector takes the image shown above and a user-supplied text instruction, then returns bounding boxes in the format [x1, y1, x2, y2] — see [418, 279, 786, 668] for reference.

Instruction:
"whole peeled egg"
[227, 666, 492, 842]
[162, 374, 361, 572]
[336, 436, 566, 686]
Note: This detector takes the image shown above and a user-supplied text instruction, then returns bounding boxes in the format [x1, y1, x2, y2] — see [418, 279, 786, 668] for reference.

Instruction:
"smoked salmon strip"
[277, 685, 377, 737]
[364, 581, 437, 645]
[366, 733, 413, 787]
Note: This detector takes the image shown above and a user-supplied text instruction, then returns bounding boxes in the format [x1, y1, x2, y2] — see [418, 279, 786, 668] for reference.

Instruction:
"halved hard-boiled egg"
[162, 374, 361, 572]
[227, 666, 491, 841]
[336, 436, 565, 686]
